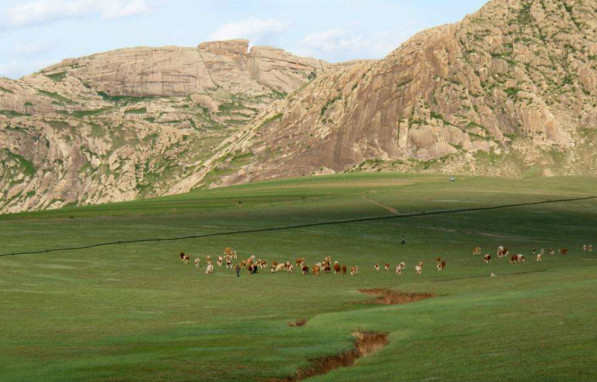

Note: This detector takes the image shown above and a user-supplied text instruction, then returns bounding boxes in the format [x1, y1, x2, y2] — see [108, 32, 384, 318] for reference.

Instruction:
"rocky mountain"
[0, 40, 333, 213]
[3, 0, 597, 214]
[198, 0, 597, 188]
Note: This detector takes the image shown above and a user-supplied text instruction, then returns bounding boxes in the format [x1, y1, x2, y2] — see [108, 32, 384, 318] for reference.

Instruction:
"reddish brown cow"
[333, 263, 341, 274]
[341, 265, 347, 275]
[483, 254, 491, 264]
[560, 248, 569, 255]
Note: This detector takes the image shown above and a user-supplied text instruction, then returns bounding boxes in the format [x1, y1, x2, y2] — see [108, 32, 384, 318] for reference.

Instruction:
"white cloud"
[5, 0, 149, 27]
[298, 28, 412, 62]
[209, 17, 288, 45]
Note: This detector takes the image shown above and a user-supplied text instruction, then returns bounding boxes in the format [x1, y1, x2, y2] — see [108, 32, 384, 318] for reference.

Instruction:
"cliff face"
[0, 40, 331, 213]
[200, 0, 597, 188]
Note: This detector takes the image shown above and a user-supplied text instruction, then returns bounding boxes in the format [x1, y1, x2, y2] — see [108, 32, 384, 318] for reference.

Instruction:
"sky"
[0, 0, 488, 79]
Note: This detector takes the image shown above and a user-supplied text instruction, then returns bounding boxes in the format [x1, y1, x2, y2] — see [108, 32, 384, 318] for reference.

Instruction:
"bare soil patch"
[359, 288, 434, 305]
[270, 331, 388, 381]
[288, 318, 308, 327]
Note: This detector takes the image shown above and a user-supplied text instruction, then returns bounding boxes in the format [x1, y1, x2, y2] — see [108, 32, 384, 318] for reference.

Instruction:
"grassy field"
[1, 173, 597, 381]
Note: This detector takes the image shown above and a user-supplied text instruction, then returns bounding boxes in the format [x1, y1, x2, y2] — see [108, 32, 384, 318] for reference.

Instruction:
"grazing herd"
[177, 243, 591, 278]
[475, 244, 589, 269]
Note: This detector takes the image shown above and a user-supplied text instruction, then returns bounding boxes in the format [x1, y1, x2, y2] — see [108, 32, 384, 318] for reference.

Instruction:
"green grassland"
[1, 173, 597, 381]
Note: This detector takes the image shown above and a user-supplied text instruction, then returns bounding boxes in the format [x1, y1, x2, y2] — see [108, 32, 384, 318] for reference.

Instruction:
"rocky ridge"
[197, 0, 597, 188]
[0, 40, 332, 213]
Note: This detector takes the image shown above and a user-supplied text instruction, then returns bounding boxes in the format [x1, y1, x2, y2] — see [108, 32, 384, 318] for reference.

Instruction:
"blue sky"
[0, 0, 488, 79]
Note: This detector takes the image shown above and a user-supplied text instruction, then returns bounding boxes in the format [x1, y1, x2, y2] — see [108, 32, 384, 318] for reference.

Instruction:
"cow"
[560, 248, 569, 255]
[497, 246, 508, 258]
[257, 259, 267, 269]
[436, 258, 446, 271]
[473, 246, 482, 256]
[395, 264, 403, 275]
[536, 253, 543, 262]
[510, 254, 526, 264]
[205, 262, 214, 274]
[415, 261, 423, 275]
[180, 252, 190, 264]
[350, 265, 358, 276]
[217, 256, 223, 267]
[333, 262, 341, 274]
[296, 258, 305, 269]
[312, 265, 321, 276]
[384, 264, 390, 272]
[225, 255, 233, 269]
[549, 248, 556, 256]
[272, 263, 285, 273]
[341, 265, 347, 275]
[302, 265, 310, 275]
[483, 254, 491, 264]
[194, 257, 201, 268]
[374, 264, 380, 272]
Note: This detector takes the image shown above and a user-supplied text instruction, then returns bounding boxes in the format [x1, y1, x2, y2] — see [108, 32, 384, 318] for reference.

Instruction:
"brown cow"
[350, 265, 358, 276]
[374, 264, 380, 272]
[560, 248, 569, 255]
[483, 254, 491, 264]
[384, 264, 390, 272]
[302, 265, 310, 275]
[473, 246, 482, 256]
[341, 265, 347, 275]
[312, 265, 321, 276]
[333, 263, 341, 274]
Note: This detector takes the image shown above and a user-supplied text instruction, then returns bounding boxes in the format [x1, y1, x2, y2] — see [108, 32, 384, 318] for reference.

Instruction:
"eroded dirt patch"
[288, 318, 308, 327]
[359, 288, 434, 305]
[271, 331, 388, 381]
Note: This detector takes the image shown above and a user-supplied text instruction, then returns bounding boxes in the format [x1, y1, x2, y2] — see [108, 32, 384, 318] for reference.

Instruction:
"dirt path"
[359, 288, 434, 305]
[362, 196, 399, 215]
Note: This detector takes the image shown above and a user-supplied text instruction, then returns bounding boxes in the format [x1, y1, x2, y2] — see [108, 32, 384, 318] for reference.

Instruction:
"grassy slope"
[1, 173, 596, 381]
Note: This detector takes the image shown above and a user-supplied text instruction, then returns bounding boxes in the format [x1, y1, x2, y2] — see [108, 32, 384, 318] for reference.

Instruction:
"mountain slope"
[0, 40, 334, 213]
[201, 0, 597, 188]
